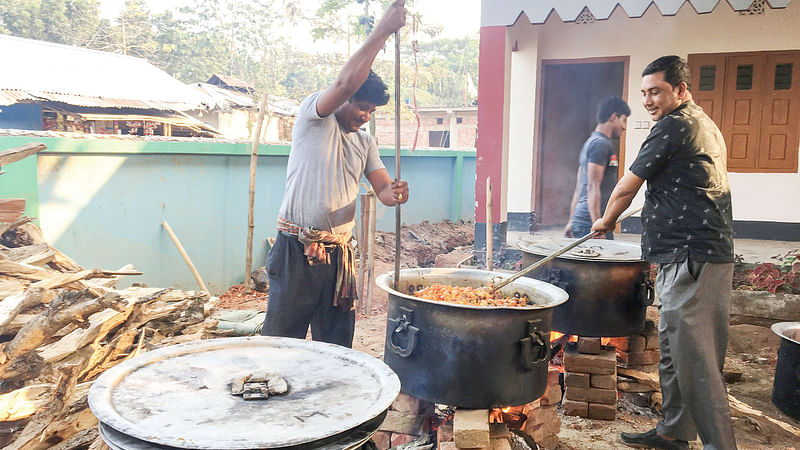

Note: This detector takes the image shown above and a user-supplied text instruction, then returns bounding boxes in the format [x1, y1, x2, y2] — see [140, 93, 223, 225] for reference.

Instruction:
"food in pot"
[412, 284, 530, 307]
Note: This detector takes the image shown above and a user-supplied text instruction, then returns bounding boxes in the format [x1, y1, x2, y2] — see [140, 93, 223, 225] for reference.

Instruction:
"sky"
[97, 0, 482, 48]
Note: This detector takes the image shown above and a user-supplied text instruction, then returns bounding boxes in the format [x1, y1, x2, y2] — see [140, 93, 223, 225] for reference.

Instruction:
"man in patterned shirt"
[592, 56, 736, 450]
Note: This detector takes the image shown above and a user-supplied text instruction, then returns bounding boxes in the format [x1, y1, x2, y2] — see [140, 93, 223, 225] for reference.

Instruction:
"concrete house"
[473, 0, 800, 251]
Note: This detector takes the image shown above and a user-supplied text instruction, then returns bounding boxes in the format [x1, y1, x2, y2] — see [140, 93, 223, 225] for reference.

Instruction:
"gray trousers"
[655, 259, 737, 450]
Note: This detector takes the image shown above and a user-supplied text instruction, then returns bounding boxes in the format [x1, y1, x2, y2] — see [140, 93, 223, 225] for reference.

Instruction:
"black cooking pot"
[771, 322, 800, 420]
[377, 268, 568, 409]
[518, 238, 653, 337]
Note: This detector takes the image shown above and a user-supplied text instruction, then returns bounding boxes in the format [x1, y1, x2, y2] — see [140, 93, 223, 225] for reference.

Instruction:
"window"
[689, 51, 800, 173]
[436, 117, 444, 125]
[456, 117, 463, 124]
[429, 130, 450, 148]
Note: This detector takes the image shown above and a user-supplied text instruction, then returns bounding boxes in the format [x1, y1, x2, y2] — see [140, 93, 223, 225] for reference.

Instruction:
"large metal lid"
[518, 237, 643, 262]
[88, 336, 400, 449]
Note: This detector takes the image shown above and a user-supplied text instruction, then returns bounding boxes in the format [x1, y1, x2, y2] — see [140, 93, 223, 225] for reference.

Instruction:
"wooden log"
[0, 291, 125, 381]
[617, 368, 660, 390]
[0, 143, 46, 167]
[47, 428, 99, 450]
[4, 364, 77, 450]
[0, 259, 57, 281]
[0, 384, 51, 422]
[0, 287, 46, 335]
[37, 309, 121, 363]
[0, 217, 33, 242]
[0, 244, 54, 266]
[0, 199, 25, 224]
[728, 393, 800, 441]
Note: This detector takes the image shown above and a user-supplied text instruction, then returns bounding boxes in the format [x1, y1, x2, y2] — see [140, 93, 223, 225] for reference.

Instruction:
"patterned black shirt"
[629, 101, 734, 263]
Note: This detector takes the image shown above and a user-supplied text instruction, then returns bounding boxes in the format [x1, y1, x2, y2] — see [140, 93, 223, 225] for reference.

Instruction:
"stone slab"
[730, 290, 800, 322]
[453, 409, 490, 449]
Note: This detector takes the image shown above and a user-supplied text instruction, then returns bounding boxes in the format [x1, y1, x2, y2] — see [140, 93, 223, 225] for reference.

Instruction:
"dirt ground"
[217, 220, 799, 449]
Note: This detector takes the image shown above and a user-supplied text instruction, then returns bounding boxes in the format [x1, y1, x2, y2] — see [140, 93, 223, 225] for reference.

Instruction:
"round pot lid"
[771, 322, 800, 344]
[518, 237, 643, 262]
[88, 336, 400, 449]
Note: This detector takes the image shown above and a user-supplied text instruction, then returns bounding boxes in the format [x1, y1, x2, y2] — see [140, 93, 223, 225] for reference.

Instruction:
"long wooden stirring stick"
[492, 206, 643, 290]
[393, 30, 402, 291]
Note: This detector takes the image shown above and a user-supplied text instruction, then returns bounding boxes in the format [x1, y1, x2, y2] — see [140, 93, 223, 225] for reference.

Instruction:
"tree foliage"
[1, 0, 478, 108]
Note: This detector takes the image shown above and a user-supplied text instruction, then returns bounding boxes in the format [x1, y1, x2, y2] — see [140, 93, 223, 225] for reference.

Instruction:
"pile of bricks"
[608, 320, 660, 372]
[436, 366, 563, 449]
[371, 393, 435, 448]
[562, 338, 618, 420]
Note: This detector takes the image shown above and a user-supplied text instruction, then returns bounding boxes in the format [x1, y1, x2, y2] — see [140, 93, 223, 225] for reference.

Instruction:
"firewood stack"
[0, 218, 225, 449]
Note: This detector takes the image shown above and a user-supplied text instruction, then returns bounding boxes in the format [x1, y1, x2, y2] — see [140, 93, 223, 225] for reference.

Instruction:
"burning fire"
[489, 405, 527, 427]
[549, 331, 577, 344]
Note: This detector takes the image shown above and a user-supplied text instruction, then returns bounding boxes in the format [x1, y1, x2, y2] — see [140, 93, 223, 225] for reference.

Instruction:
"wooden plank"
[0, 288, 45, 335]
[37, 309, 121, 363]
[0, 244, 52, 265]
[729, 394, 800, 440]
[0, 384, 52, 421]
[0, 199, 25, 223]
[0, 143, 46, 167]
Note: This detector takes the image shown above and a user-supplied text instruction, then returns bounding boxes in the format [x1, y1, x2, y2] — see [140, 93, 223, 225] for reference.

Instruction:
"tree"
[0, 0, 110, 48]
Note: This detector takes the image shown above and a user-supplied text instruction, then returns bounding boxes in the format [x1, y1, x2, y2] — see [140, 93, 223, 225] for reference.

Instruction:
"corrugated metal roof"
[0, 34, 212, 111]
[481, 0, 792, 26]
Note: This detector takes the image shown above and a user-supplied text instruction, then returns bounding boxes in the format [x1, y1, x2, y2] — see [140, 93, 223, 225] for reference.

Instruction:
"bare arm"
[366, 168, 409, 206]
[315, 0, 406, 117]
[563, 168, 582, 237]
[585, 162, 605, 223]
[591, 171, 644, 233]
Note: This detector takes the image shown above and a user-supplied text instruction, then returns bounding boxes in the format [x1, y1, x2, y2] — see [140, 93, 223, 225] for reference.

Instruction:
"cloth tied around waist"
[277, 217, 357, 310]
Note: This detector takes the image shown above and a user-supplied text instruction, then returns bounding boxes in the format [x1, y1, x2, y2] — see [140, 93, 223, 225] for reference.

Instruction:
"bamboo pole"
[244, 92, 270, 292]
[357, 192, 369, 314]
[365, 193, 377, 315]
[161, 221, 208, 293]
[485, 176, 493, 271]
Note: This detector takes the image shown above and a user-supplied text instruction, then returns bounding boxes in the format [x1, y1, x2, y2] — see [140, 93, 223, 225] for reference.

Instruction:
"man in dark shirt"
[592, 56, 736, 450]
[564, 96, 630, 239]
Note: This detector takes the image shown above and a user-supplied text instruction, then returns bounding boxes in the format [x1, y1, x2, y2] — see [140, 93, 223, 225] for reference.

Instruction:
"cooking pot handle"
[638, 278, 655, 307]
[520, 321, 550, 370]
[387, 308, 419, 358]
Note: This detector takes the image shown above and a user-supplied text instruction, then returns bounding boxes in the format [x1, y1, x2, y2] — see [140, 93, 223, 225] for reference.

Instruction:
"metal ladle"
[492, 206, 643, 291]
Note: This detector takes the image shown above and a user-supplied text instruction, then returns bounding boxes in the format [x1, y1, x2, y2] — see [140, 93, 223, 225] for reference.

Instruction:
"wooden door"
[537, 61, 626, 227]
[758, 53, 800, 171]
[721, 55, 767, 170]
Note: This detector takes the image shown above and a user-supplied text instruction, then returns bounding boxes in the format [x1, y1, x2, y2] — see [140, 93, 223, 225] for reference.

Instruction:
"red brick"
[562, 399, 588, 417]
[390, 433, 417, 447]
[547, 366, 561, 386]
[528, 404, 558, 427]
[577, 337, 602, 354]
[588, 402, 616, 420]
[591, 373, 616, 390]
[391, 393, 421, 413]
[436, 423, 453, 446]
[563, 344, 616, 375]
[587, 387, 617, 405]
[564, 386, 587, 402]
[627, 335, 647, 353]
[565, 372, 590, 388]
[538, 434, 559, 449]
[371, 431, 391, 449]
[626, 349, 660, 366]
[540, 382, 563, 405]
[490, 423, 510, 440]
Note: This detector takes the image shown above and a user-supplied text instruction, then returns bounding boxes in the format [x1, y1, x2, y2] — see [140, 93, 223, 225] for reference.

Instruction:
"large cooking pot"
[771, 322, 800, 420]
[377, 268, 568, 409]
[88, 336, 400, 449]
[518, 238, 654, 337]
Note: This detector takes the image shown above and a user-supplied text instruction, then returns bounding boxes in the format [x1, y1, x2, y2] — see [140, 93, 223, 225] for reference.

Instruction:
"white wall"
[505, 1, 800, 223]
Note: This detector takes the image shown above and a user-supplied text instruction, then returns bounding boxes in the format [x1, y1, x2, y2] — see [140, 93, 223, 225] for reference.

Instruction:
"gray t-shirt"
[278, 92, 385, 233]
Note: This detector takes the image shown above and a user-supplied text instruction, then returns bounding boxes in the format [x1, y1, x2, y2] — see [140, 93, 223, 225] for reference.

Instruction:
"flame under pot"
[519, 239, 654, 337]
[377, 268, 568, 409]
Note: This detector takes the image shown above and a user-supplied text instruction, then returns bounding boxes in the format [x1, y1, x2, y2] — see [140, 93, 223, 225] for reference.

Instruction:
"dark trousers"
[260, 232, 355, 348]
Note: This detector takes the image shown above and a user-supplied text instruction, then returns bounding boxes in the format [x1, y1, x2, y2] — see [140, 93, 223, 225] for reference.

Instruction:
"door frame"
[532, 56, 630, 227]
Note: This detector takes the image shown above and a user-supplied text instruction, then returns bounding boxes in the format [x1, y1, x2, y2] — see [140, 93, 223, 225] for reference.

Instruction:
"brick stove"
[560, 319, 661, 420]
[433, 366, 563, 449]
